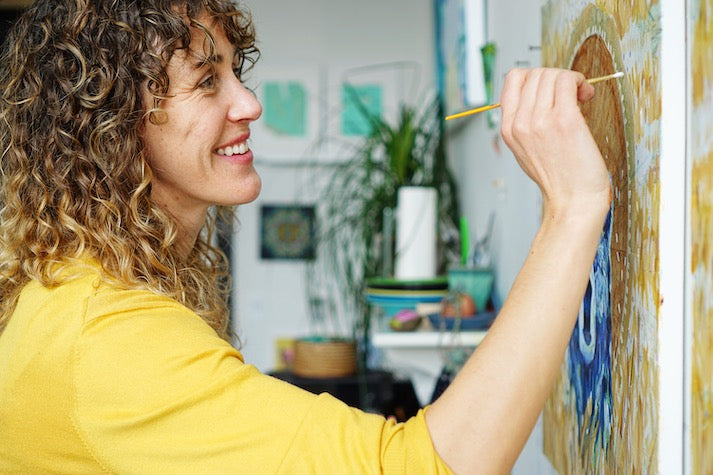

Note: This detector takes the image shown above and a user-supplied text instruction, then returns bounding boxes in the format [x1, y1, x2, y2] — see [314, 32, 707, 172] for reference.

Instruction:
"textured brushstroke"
[567, 208, 613, 453]
[690, 0, 713, 472]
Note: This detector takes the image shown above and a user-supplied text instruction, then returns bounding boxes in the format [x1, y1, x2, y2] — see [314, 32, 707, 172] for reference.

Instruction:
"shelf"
[371, 330, 486, 349]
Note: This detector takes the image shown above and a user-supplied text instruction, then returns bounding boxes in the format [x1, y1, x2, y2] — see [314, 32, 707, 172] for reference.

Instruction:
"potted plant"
[306, 86, 461, 369]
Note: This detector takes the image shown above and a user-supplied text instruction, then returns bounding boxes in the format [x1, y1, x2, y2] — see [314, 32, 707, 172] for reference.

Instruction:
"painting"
[541, 1, 661, 473]
[325, 62, 416, 159]
[260, 205, 316, 261]
[340, 83, 383, 137]
[689, 0, 713, 472]
[263, 81, 307, 137]
[435, 0, 487, 115]
[248, 67, 325, 161]
[249, 66, 399, 161]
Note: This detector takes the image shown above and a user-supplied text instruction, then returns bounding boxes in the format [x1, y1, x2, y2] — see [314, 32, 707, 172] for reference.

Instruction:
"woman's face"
[141, 18, 262, 227]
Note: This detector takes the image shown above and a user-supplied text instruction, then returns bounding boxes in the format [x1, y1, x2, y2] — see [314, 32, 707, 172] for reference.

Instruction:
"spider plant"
[307, 86, 461, 368]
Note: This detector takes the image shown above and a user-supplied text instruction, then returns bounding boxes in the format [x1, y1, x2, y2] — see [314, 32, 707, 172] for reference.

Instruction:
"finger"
[514, 68, 544, 123]
[499, 68, 527, 149]
[577, 80, 595, 102]
[533, 68, 560, 115]
[554, 71, 585, 112]
[500, 69, 527, 126]
[569, 70, 595, 103]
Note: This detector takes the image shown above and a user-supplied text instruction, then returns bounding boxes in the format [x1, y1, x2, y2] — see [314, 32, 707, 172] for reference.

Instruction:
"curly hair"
[0, 0, 259, 340]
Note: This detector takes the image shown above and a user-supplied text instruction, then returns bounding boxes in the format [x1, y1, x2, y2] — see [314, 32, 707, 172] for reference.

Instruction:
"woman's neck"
[150, 191, 207, 261]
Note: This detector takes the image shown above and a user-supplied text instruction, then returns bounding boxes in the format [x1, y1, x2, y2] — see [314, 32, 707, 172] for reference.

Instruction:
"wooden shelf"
[371, 330, 486, 349]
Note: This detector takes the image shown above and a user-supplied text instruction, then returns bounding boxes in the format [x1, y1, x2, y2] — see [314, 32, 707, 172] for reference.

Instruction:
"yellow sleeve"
[74, 288, 453, 474]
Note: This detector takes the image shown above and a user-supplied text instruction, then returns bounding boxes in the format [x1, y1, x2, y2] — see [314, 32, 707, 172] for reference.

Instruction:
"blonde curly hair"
[0, 0, 259, 340]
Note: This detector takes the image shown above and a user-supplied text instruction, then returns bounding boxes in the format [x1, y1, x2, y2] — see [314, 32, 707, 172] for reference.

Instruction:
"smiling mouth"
[216, 141, 249, 156]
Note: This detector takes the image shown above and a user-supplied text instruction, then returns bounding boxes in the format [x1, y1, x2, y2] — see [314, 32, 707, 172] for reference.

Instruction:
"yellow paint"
[691, 0, 713, 471]
[692, 0, 713, 106]
[691, 146, 713, 473]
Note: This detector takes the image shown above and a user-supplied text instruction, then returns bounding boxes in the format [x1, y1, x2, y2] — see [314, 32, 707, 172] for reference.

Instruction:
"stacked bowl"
[365, 277, 448, 320]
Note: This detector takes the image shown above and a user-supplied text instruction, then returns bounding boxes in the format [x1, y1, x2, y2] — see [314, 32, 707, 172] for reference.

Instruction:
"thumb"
[577, 77, 595, 103]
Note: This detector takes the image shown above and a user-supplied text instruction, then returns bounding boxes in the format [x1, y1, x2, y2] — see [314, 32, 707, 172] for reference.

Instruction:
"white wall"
[232, 0, 555, 472]
[447, 2, 542, 309]
[448, 1, 556, 473]
[233, 0, 437, 370]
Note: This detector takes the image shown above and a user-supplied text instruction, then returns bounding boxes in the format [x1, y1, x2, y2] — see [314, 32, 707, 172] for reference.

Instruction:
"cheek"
[143, 100, 218, 167]
[180, 116, 215, 154]
[145, 119, 195, 159]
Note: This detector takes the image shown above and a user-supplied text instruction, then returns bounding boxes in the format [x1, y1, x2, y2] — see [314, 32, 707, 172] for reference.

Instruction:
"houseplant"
[306, 86, 461, 369]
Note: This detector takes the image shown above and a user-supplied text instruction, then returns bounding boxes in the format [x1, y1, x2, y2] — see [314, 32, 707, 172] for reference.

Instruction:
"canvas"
[541, 1, 661, 473]
[435, 0, 487, 115]
[690, 0, 713, 472]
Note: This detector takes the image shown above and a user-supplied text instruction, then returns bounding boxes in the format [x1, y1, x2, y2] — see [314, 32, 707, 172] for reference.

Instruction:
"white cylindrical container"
[394, 186, 437, 280]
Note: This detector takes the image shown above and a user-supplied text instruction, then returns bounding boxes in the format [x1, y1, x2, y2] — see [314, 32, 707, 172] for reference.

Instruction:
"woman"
[0, 0, 610, 473]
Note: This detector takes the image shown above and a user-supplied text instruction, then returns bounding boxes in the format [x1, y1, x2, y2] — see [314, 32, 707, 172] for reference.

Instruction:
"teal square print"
[341, 84, 383, 136]
[263, 82, 307, 136]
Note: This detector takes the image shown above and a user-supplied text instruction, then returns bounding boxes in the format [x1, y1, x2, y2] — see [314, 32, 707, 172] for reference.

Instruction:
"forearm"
[426, 201, 608, 474]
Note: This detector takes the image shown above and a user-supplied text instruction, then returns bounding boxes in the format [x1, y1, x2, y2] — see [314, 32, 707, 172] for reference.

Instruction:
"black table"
[269, 370, 420, 421]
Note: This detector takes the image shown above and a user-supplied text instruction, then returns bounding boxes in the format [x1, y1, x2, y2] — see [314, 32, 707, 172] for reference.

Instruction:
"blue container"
[365, 291, 445, 318]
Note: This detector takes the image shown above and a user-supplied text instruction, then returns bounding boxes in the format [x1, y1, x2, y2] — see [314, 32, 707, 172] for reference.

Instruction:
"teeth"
[217, 142, 249, 156]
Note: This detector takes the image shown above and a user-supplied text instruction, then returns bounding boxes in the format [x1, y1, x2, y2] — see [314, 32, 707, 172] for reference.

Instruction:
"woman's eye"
[198, 75, 215, 89]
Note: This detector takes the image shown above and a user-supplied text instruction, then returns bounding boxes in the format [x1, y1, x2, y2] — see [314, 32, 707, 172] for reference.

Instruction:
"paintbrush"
[444, 71, 625, 121]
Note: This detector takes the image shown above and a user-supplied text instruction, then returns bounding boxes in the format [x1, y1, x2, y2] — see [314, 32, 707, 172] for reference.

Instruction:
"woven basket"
[292, 339, 357, 378]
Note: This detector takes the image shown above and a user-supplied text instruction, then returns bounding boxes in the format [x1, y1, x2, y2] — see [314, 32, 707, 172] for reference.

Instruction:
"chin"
[227, 176, 261, 206]
[245, 176, 262, 202]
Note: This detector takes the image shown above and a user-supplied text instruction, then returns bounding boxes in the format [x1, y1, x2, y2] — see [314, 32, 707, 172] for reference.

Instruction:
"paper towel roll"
[395, 186, 437, 280]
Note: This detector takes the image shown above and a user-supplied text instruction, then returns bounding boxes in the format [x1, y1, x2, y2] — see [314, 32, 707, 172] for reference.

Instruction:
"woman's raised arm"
[425, 68, 612, 474]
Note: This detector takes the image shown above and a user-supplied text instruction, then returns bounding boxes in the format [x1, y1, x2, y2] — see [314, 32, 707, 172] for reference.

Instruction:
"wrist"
[541, 188, 611, 227]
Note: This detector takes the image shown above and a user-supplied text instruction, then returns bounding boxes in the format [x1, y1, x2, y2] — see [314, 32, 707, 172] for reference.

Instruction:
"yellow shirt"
[0, 260, 452, 474]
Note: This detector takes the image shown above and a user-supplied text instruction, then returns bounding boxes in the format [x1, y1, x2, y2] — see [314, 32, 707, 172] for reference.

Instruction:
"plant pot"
[292, 337, 357, 378]
[447, 267, 494, 313]
[394, 186, 438, 280]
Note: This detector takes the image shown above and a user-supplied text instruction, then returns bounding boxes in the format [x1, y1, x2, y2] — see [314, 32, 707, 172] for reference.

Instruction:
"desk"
[371, 330, 487, 405]
[269, 370, 420, 421]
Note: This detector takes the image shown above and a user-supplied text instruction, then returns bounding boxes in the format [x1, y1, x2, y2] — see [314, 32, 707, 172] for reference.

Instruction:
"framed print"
[260, 205, 317, 261]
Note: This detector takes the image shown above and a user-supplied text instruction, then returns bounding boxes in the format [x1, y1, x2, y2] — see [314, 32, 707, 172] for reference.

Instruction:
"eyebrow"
[190, 48, 240, 70]
[190, 54, 221, 70]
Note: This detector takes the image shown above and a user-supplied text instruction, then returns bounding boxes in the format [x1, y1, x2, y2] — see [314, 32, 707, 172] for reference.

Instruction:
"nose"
[226, 78, 262, 123]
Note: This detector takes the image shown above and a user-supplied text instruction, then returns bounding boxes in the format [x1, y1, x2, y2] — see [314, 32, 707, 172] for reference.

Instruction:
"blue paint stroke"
[567, 206, 613, 454]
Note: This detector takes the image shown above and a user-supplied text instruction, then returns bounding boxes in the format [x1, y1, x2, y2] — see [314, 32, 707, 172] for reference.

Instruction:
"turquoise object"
[365, 293, 445, 318]
[263, 82, 306, 136]
[447, 267, 494, 312]
[341, 84, 383, 136]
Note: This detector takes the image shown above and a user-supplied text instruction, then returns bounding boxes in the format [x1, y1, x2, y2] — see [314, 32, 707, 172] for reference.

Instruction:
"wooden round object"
[292, 339, 357, 378]
[571, 34, 628, 353]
